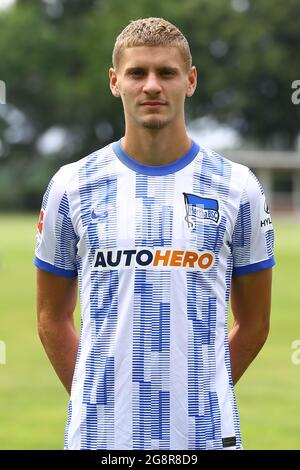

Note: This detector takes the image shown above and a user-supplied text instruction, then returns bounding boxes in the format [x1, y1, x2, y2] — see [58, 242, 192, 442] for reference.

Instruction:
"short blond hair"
[112, 17, 192, 72]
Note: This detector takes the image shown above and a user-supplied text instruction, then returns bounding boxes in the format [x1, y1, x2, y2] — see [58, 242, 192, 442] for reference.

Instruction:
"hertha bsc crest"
[183, 192, 220, 229]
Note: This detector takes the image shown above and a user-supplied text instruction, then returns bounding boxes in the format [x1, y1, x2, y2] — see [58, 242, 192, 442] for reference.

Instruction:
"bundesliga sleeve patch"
[93, 248, 215, 271]
[37, 209, 45, 237]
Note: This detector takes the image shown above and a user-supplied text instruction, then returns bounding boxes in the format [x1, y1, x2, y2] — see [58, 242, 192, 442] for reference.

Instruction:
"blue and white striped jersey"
[35, 139, 275, 450]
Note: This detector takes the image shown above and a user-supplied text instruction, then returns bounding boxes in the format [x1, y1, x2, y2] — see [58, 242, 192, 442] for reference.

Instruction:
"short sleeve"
[34, 168, 79, 278]
[232, 170, 275, 276]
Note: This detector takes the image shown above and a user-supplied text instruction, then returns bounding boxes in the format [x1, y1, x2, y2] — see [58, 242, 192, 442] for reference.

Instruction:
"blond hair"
[112, 17, 192, 72]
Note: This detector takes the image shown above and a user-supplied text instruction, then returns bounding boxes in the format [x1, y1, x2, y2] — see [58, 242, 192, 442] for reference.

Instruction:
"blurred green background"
[1, 0, 300, 450]
[1, 0, 300, 211]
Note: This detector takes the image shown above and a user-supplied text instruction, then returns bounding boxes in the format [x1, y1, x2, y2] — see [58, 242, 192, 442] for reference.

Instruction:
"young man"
[35, 17, 275, 450]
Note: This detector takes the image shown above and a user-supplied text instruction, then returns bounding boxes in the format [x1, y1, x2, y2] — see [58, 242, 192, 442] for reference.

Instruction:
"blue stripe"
[113, 139, 200, 175]
[42, 178, 54, 210]
[34, 256, 78, 278]
[233, 256, 275, 276]
[184, 193, 218, 210]
[54, 192, 79, 271]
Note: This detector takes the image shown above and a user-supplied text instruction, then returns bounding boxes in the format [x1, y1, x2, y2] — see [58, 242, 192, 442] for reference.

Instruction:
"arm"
[229, 267, 272, 385]
[36, 268, 79, 395]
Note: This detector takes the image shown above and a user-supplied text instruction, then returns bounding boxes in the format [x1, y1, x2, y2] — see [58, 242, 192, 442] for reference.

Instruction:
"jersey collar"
[112, 138, 200, 176]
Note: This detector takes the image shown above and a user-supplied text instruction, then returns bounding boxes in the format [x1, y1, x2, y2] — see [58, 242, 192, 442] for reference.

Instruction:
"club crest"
[183, 192, 220, 229]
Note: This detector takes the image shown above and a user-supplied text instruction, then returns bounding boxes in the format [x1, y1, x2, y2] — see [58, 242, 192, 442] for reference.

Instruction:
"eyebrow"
[125, 66, 180, 74]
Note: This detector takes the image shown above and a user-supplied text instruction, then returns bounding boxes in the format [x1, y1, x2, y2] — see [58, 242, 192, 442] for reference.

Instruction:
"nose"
[142, 72, 162, 95]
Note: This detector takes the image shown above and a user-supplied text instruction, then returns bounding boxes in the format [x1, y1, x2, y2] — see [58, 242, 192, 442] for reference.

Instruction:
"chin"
[141, 118, 168, 130]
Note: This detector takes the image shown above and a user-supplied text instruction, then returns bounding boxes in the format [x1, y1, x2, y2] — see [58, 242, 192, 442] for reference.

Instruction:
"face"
[109, 46, 197, 130]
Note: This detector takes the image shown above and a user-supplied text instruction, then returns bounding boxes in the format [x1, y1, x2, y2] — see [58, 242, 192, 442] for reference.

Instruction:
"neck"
[121, 123, 192, 166]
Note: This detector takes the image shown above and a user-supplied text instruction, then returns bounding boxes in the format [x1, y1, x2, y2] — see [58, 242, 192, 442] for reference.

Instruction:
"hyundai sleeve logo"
[264, 201, 270, 214]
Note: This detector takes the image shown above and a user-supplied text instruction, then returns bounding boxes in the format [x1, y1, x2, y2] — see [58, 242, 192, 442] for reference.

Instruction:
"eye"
[160, 69, 177, 77]
[128, 69, 145, 77]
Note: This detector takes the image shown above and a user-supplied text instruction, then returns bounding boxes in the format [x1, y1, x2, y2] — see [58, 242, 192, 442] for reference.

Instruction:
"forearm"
[38, 317, 79, 395]
[229, 322, 269, 385]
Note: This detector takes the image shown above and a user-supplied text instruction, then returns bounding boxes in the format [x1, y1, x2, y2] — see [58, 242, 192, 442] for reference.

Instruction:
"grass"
[0, 214, 69, 449]
[0, 214, 299, 449]
[236, 217, 300, 449]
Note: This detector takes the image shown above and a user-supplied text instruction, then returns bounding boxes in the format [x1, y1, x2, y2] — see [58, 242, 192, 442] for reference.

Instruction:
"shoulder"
[194, 143, 252, 193]
[49, 142, 116, 192]
[196, 143, 248, 174]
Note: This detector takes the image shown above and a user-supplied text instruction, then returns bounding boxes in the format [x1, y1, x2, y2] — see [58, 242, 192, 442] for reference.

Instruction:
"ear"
[109, 67, 120, 97]
[186, 66, 197, 98]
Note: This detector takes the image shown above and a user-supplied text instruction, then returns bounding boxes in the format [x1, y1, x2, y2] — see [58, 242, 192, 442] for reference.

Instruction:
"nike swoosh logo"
[91, 209, 109, 221]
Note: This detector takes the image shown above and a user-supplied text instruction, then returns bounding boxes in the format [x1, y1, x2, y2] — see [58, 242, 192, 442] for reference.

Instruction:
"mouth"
[140, 101, 167, 107]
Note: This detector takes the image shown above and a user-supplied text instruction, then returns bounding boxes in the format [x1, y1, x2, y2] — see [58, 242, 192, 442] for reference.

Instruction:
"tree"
[0, 0, 299, 210]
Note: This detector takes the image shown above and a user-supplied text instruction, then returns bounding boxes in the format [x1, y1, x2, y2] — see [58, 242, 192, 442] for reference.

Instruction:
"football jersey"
[34, 139, 275, 450]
